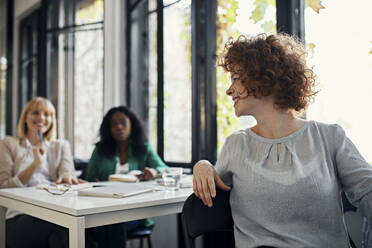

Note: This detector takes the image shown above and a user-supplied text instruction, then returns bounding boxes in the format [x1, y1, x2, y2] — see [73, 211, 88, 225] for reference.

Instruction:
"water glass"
[162, 167, 183, 191]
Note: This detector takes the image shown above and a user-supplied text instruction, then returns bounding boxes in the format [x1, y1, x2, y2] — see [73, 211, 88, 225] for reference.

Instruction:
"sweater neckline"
[246, 120, 312, 144]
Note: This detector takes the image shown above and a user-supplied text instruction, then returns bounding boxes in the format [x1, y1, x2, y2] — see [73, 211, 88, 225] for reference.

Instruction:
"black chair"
[181, 189, 234, 248]
[127, 225, 153, 248]
[342, 192, 358, 248]
[182, 190, 359, 248]
[73, 158, 89, 179]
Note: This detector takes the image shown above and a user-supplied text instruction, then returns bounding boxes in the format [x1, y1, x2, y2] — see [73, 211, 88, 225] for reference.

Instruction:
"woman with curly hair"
[193, 33, 372, 247]
[86, 105, 167, 248]
[86, 106, 166, 183]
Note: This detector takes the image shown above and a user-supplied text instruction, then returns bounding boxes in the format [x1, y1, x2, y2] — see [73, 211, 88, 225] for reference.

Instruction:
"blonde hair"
[17, 97, 57, 141]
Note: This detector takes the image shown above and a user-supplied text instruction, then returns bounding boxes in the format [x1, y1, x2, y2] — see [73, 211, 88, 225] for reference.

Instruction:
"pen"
[38, 130, 44, 145]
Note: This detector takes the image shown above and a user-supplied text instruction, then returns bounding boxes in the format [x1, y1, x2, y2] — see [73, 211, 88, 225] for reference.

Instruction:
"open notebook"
[77, 183, 154, 198]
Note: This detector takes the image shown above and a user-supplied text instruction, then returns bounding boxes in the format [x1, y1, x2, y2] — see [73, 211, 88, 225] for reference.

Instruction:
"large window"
[74, 1, 104, 158]
[162, 0, 192, 163]
[18, 9, 41, 115]
[129, 0, 302, 167]
[46, 0, 104, 159]
[305, 1, 372, 162]
[130, 0, 192, 165]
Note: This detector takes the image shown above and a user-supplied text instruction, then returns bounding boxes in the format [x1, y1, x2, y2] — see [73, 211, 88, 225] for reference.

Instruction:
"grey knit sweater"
[216, 120, 372, 248]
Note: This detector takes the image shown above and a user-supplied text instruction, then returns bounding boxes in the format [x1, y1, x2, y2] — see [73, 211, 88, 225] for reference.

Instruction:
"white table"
[0, 182, 193, 248]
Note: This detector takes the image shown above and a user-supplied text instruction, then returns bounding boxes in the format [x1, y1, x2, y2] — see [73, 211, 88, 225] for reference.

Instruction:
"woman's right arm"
[17, 146, 44, 185]
[0, 138, 44, 188]
[333, 125, 372, 217]
[193, 135, 238, 207]
[193, 160, 231, 207]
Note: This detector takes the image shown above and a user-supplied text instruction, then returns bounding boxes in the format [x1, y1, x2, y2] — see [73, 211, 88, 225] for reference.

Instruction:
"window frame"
[2, 0, 13, 136]
[15, 0, 104, 157]
[126, 0, 218, 168]
[43, 0, 104, 156]
[18, 8, 44, 115]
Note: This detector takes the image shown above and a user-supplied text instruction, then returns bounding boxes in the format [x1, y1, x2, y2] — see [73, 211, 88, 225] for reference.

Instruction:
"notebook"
[77, 183, 154, 198]
[109, 174, 139, 182]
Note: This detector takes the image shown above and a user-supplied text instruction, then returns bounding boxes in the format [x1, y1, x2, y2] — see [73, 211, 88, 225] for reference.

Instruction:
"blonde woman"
[0, 97, 91, 248]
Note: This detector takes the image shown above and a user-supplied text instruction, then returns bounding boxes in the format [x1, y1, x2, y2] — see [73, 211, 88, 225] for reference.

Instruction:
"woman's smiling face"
[25, 107, 53, 135]
[225, 70, 270, 117]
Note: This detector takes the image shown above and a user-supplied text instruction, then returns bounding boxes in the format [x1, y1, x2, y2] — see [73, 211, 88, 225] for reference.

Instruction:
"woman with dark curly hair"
[86, 106, 167, 182]
[86, 106, 167, 248]
[193, 33, 372, 247]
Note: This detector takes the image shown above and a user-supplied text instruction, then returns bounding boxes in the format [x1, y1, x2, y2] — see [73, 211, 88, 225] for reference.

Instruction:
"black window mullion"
[6, 0, 13, 135]
[126, 1, 131, 106]
[18, 24, 23, 115]
[276, 0, 304, 41]
[191, 0, 202, 165]
[18, 16, 35, 114]
[192, 0, 217, 165]
[18, 8, 44, 114]
[26, 23, 33, 100]
[38, 1, 47, 97]
[204, 0, 217, 164]
[157, 0, 164, 160]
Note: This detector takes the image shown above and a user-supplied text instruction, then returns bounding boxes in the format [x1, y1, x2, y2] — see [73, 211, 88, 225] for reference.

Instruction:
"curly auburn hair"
[219, 33, 318, 112]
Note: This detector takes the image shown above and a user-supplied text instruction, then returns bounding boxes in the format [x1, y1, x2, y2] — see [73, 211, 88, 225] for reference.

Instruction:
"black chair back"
[181, 189, 234, 248]
[73, 158, 89, 179]
[342, 192, 358, 248]
[182, 190, 358, 248]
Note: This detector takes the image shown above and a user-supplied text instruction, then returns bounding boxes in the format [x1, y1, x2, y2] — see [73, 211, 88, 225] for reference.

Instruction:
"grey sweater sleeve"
[334, 125, 372, 217]
[215, 135, 233, 185]
[215, 131, 247, 186]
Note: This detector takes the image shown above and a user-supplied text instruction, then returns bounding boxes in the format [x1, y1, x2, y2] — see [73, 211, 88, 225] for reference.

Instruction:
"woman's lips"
[34, 123, 45, 128]
[233, 97, 239, 107]
[115, 132, 126, 138]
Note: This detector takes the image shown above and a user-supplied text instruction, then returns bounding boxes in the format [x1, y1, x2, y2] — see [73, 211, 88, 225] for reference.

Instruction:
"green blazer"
[86, 142, 167, 182]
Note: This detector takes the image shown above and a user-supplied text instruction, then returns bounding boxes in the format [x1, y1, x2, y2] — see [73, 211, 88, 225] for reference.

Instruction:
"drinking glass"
[162, 167, 183, 191]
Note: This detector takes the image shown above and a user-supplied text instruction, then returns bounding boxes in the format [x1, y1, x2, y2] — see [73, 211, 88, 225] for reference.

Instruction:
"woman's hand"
[193, 160, 231, 207]
[139, 167, 158, 181]
[32, 145, 46, 166]
[56, 175, 86, 185]
[18, 146, 46, 185]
